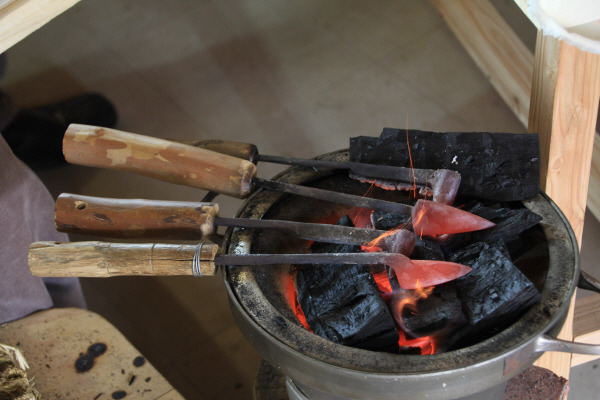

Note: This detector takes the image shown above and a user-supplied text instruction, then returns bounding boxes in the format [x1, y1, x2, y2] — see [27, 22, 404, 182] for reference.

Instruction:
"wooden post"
[430, 0, 600, 224]
[528, 33, 600, 379]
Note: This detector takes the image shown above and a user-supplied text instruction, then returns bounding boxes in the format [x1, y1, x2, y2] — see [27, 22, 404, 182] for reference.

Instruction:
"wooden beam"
[0, 0, 80, 54]
[430, 0, 600, 224]
[429, 0, 533, 126]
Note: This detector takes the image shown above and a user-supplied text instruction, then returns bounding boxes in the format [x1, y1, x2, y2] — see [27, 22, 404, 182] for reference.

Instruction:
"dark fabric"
[0, 53, 18, 131]
[1, 93, 118, 169]
[0, 135, 85, 323]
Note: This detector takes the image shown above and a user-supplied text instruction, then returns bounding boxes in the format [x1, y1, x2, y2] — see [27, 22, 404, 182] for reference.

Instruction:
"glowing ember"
[398, 330, 436, 355]
[284, 272, 311, 331]
[371, 268, 394, 301]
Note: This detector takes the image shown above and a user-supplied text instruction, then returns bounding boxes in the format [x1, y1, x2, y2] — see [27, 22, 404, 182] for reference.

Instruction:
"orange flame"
[392, 281, 439, 355]
[361, 226, 407, 253]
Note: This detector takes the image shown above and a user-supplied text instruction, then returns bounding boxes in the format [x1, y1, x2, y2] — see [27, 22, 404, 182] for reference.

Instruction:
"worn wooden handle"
[175, 139, 258, 163]
[63, 124, 257, 198]
[28, 241, 218, 277]
[55, 193, 219, 239]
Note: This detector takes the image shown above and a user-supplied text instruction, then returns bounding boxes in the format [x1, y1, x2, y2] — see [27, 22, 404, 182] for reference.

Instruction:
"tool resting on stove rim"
[28, 241, 471, 289]
[54, 193, 415, 254]
[62, 124, 494, 236]
[176, 137, 461, 205]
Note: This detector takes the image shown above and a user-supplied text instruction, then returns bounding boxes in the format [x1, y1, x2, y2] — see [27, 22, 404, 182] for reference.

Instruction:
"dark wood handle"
[28, 241, 218, 277]
[63, 124, 257, 198]
[55, 193, 218, 239]
[175, 139, 258, 163]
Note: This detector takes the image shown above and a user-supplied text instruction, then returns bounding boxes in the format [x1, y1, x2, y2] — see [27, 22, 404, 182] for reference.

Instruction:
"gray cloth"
[0, 135, 85, 324]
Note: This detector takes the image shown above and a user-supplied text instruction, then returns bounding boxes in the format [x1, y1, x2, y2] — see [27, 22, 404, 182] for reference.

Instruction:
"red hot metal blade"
[390, 257, 472, 289]
[411, 199, 495, 236]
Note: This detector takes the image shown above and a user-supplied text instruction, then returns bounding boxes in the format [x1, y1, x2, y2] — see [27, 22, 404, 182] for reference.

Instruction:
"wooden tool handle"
[175, 139, 258, 163]
[63, 124, 257, 198]
[55, 193, 219, 239]
[28, 241, 218, 277]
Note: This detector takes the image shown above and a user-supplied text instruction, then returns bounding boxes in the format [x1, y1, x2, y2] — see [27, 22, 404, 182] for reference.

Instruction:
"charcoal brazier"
[223, 150, 596, 400]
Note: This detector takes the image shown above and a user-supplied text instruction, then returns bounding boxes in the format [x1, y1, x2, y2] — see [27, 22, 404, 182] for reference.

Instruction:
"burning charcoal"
[349, 171, 433, 198]
[399, 284, 467, 336]
[450, 241, 541, 331]
[350, 128, 540, 201]
[295, 215, 400, 353]
[410, 237, 445, 261]
[370, 210, 411, 231]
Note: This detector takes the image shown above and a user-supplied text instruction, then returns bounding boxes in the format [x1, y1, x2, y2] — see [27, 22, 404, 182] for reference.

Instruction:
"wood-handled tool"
[28, 241, 472, 289]
[63, 124, 494, 236]
[54, 193, 416, 254]
[64, 124, 257, 198]
[177, 139, 461, 205]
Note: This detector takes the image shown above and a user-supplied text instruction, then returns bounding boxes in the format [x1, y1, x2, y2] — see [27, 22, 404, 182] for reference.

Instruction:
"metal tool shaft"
[253, 178, 413, 215]
[257, 154, 430, 183]
[214, 217, 388, 246]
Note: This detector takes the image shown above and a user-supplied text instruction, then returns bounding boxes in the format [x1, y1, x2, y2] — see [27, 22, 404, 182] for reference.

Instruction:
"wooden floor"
[4, 1, 600, 398]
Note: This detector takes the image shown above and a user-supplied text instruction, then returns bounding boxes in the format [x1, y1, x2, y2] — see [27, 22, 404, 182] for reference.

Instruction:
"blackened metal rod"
[214, 216, 389, 245]
[252, 177, 413, 215]
[257, 154, 431, 183]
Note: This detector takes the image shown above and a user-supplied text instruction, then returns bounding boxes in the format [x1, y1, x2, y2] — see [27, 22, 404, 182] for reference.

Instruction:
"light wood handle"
[63, 124, 257, 198]
[55, 193, 219, 239]
[175, 139, 258, 163]
[28, 241, 218, 277]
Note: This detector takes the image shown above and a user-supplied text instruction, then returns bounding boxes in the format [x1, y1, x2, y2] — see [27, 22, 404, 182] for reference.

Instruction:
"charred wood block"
[350, 128, 540, 201]
[296, 216, 400, 353]
[450, 241, 541, 330]
[400, 283, 467, 336]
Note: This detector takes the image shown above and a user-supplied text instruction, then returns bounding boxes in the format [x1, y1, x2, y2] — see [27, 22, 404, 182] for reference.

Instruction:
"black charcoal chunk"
[295, 216, 400, 353]
[400, 284, 467, 336]
[370, 210, 411, 231]
[466, 202, 543, 242]
[450, 241, 541, 329]
[350, 128, 540, 201]
[410, 237, 445, 261]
